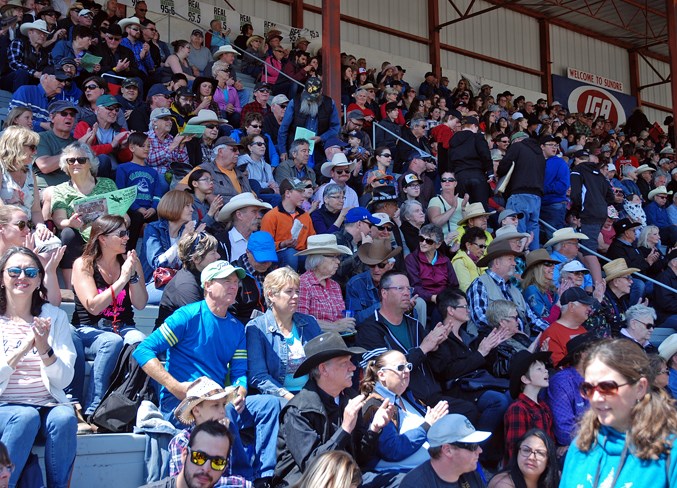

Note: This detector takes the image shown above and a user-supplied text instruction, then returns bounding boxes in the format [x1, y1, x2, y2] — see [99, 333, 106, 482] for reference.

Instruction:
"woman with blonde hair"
[293, 451, 362, 488]
[560, 339, 677, 487]
[3, 107, 33, 130]
[521, 249, 561, 323]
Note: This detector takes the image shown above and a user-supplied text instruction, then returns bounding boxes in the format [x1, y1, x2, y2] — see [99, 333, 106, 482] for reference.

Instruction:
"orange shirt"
[260, 204, 315, 250]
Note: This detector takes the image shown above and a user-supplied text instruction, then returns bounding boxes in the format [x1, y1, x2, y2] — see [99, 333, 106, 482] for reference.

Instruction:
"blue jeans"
[226, 394, 280, 479]
[539, 202, 567, 242]
[507, 193, 542, 251]
[0, 404, 77, 488]
[476, 390, 510, 434]
[276, 248, 306, 273]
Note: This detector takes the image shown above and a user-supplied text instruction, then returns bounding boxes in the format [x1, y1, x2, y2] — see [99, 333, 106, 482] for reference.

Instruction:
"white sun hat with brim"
[320, 152, 356, 178]
[20, 19, 50, 35]
[659, 334, 677, 362]
[544, 227, 588, 248]
[295, 234, 352, 256]
[216, 192, 272, 223]
[213, 45, 238, 60]
[118, 16, 141, 30]
[648, 185, 673, 202]
[187, 109, 227, 126]
[173, 377, 238, 425]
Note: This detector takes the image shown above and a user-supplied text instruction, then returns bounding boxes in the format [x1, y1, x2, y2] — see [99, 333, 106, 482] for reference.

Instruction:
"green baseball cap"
[200, 260, 246, 287]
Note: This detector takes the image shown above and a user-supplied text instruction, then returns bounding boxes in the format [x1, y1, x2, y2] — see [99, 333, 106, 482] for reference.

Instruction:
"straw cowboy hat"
[544, 227, 588, 248]
[293, 332, 366, 378]
[173, 377, 238, 425]
[118, 16, 141, 30]
[357, 239, 401, 265]
[217, 192, 272, 223]
[603, 258, 639, 282]
[295, 234, 352, 256]
[636, 164, 656, 175]
[524, 248, 560, 273]
[457, 202, 495, 226]
[648, 185, 673, 202]
[476, 239, 522, 267]
[320, 152, 356, 178]
[186, 109, 226, 126]
[246, 35, 264, 47]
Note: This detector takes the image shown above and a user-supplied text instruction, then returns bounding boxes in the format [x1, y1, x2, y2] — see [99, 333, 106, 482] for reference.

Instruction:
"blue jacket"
[542, 155, 570, 205]
[245, 309, 321, 397]
[620, 178, 642, 198]
[645, 201, 672, 228]
[141, 219, 185, 281]
[9, 83, 50, 132]
[523, 285, 557, 319]
[230, 129, 280, 168]
[345, 270, 381, 323]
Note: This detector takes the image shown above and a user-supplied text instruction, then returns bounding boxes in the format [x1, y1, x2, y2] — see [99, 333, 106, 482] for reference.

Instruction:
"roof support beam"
[290, 0, 304, 28]
[429, 0, 441, 77]
[539, 19, 553, 101]
[629, 50, 641, 104]
[667, 0, 677, 123]
[321, 0, 340, 110]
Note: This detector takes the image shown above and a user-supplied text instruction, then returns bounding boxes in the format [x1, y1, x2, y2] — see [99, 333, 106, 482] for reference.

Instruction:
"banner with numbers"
[118, 0, 321, 49]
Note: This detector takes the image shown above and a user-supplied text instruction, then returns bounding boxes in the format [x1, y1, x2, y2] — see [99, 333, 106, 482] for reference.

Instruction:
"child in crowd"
[345, 130, 368, 160]
[299, 177, 319, 213]
[399, 173, 422, 203]
[504, 350, 555, 464]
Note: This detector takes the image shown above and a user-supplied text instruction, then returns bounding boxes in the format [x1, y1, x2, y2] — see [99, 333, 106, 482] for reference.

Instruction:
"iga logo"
[567, 86, 627, 126]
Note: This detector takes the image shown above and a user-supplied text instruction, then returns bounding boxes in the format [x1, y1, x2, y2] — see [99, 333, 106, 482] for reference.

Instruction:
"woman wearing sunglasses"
[452, 227, 488, 292]
[360, 350, 448, 474]
[0, 246, 77, 488]
[521, 249, 562, 324]
[488, 428, 560, 488]
[362, 147, 396, 187]
[427, 171, 466, 240]
[76, 76, 127, 128]
[561, 339, 677, 487]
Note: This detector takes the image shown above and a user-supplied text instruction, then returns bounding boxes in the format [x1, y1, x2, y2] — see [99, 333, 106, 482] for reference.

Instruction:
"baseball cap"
[347, 109, 365, 120]
[150, 107, 172, 121]
[254, 82, 272, 92]
[43, 66, 70, 81]
[540, 135, 561, 144]
[403, 173, 422, 187]
[606, 163, 616, 172]
[147, 84, 171, 99]
[78, 8, 92, 16]
[427, 414, 491, 448]
[324, 136, 348, 149]
[122, 78, 140, 88]
[279, 178, 311, 194]
[511, 131, 528, 142]
[214, 136, 244, 148]
[561, 260, 588, 273]
[271, 94, 289, 106]
[560, 287, 595, 306]
[96, 94, 121, 107]
[200, 260, 245, 287]
[574, 149, 591, 159]
[191, 29, 203, 36]
[48, 100, 78, 114]
[345, 207, 380, 225]
[247, 231, 278, 263]
[175, 87, 194, 98]
[462, 116, 479, 126]
[498, 209, 524, 221]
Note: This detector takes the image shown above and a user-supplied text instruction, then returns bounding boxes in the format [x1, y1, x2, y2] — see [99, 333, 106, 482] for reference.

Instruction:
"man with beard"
[277, 77, 341, 166]
[274, 49, 311, 101]
[119, 15, 154, 79]
[169, 87, 196, 135]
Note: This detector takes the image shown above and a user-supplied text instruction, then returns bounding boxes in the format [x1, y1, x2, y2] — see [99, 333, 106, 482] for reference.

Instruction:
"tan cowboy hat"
[476, 239, 522, 267]
[636, 164, 656, 175]
[246, 35, 264, 47]
[544, 227, 588, 248]
[320, 152, 356, 178]
[295, 234, 352, 256]
[458, 202, 495, 226]
[603, 258, 639, 282]
[359, 83, 376, 91]
[524, 248, 560, 273]
[357, 239, 401, 265]
[648, 185, 673, 201]
[659, 334, 677, 362]
[216, 192, 272, 223]
[186, 109, 226, 126]
[1, 0, 29, 15]
[19, 19, 50, 35]
[118, 16, 141, 30]
[212, 45, 238, 60]
[173, 377, 238, 425]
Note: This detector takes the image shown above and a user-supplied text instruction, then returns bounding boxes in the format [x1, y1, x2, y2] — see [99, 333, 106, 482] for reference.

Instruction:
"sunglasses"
[129, 27, 140, 32]
[204, 124, 218, 129]
[107, 229, 129, 238]
[12, 220, 33, 231]
[419, 236, 437, 245]
[66, 157, 88, 165]
[334, 169, 351, 175]
[472, 242, 487, 249]
[58, 110, 77, 118]
[107, 36, 122, 41]
[441, 177, 457, 183]
[579, 380, 634, 399]
[380, 362, 413, 373]
[373, 178, 389, 185]
[101, 105, 120, 112]
[5, 266, 40, 278]
[187, 448, 227, 471]
[379, 153, 392, 158]
[452, 442, 481, 452]
[250, 141, 266, 146]
[84, 84, 100, 91]
[249, 124, 262, 129]
[368, 262, 389, 269]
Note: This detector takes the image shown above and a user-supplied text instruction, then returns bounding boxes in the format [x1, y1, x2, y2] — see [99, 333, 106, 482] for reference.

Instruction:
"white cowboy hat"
[320, 152, 355, 178]
[457, 202, 495, 226]
[648, 185, 673, 202]
[118, 16, 141, 30]
[492, 225, 529, 243]
[659, 334, 677, 362]
[213, 45, 238, 61]
[187, 109, 226, 126]
[174, 377, 238, 425]
[544, 227, 588, 247]
[295, 234, 352, 256]
[20, 19, 50, 35]
[216, 192, 272, 223]
[636, 164, 656, 175]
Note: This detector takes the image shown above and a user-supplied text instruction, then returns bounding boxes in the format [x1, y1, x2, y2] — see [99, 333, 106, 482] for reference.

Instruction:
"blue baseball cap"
[324, 136, 348, 149]
[147, 83, 172, 99]
[247, 231, 278, 263]
[345, 207, 380, 225]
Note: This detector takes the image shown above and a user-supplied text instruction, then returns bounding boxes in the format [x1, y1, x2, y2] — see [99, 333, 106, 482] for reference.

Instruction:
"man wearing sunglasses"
[142, 420, 234, 488]
[34, 100, 78, 188]
[241, 82, 272, 122]
[9, 66, 68, 132]
[314, 152, 359, 208]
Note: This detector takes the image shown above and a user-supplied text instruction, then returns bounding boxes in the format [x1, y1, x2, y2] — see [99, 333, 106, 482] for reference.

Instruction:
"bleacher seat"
[651, 327, 674, 347]
[0, 89, 13, 129]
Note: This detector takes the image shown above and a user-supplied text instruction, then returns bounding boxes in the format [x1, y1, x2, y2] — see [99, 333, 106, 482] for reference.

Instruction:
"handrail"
[539, 218, 677, 295]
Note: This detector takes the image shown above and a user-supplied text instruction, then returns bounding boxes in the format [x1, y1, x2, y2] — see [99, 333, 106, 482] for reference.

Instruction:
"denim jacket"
[345, 270, 380, 323]
[141, 219, 185, 281]
[245, 309, 322, 397]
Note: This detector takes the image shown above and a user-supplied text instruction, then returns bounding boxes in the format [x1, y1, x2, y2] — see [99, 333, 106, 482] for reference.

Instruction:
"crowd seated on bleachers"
[2, 3, 677, 487]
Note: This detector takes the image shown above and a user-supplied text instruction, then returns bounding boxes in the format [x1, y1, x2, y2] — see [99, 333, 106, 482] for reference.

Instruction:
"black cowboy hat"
[293, 332, 366, 378]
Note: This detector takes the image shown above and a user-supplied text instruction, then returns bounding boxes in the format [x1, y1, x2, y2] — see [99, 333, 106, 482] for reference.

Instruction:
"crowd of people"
[1, 0, 677, 487]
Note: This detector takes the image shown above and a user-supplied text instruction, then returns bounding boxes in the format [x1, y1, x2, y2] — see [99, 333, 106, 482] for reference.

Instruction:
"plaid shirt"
[240, 101, 269, 125]
[8, 38, 50, 75]
[168, 427, 251, 487]
[146, 129, 189, 176]
[467, 270, 548, 334]
[503, 393, 554, 464]
[298, 270, 345, 322]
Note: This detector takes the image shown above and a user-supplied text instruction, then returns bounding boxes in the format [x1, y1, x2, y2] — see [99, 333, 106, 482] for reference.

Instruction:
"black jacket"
[497, 138, 546, 197]
[654, 267, 677, 323]
[448, 130, 492, 176]
[428, 332, 488, 400]
[570, 162, 615, 224]
[607, 239, 650, 273]
[274, 378, 380, 487]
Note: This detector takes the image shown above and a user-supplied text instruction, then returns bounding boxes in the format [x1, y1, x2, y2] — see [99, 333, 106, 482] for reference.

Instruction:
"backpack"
[90, 342, 158, 433]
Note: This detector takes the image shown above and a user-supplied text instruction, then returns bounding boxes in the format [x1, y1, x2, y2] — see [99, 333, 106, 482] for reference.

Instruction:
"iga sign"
[552, 75, 636, 127]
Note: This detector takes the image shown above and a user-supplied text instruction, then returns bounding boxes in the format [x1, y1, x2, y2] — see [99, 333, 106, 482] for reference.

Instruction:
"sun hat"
[246, 34, 264, 47]
[660, 146, 675, 155]
[293, 332, 366, 378]
[320, 152, 355, 178]
[118, 16, 141, 30]
[19, 19, 50, 35]
[636, 164, 656, 175]
[493, 225, 530, 243]
[212, 45, 238, 60]
[648, 186, 673, 201]
[200, 260, 246, 287]
[246, 231, 278, 263]
[560, 287, 595, 306]
[295, 234, 352, 257]
[476, 239, 523, 267]
[603, 258, 639, 282]
[561, 260, 588, 273]
[544, 227, 588, 247]
[216, 192, 272, 223]
[427, 414, 491, 448]
[187, 109, 225, 126]
[457, 202, 495, 226]
[357, 239, 401, 265]
[524, 248, 560, 272]
[659, 334, 677, 361]
[173, 377, 238, 425]
[509, 350, 552, 398]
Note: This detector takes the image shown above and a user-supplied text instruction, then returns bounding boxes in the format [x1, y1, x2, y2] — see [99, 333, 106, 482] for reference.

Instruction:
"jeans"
[67, 325, 133, 415]
[1, 69, 37, 92]
[226, 394, 280, 479]
[276, 248, 306, 273]
[0, 404, 77, 488]
[506, 193, 542, 251]
[539, 202, 567, 243]
[146, 281, 164, 305]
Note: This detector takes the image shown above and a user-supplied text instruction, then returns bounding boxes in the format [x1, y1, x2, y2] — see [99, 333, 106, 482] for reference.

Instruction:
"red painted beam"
[540, 19, 553, 101]
[429, 0, 441, 77]
[642, 100, 673, 112]
[291, 0, 304, 28]
[439, 42, 543, 76]
[666, 0, 677, 122]
[322, 0, 340, 109]
[629, 50, 641, 104]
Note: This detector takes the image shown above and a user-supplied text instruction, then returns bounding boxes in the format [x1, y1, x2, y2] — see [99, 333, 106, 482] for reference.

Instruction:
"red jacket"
[74, 121, 132, 162]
